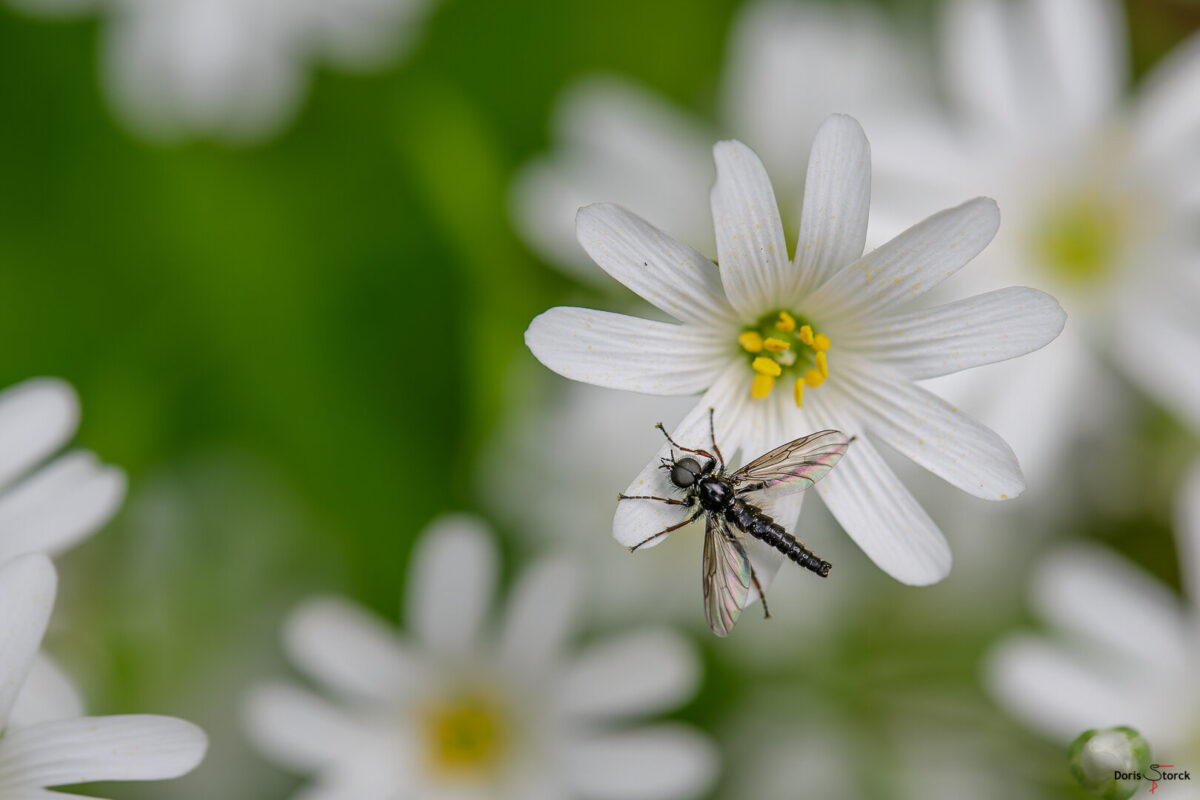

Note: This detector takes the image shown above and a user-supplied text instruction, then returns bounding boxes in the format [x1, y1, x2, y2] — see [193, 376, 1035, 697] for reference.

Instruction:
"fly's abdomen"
[726, 501, 832, 577]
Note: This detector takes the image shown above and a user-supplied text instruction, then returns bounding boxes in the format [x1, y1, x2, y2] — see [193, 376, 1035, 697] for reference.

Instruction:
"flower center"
[1033, 192, 1128, 284]
[737, 310, 831, 407]
[422, 692, 508, 779]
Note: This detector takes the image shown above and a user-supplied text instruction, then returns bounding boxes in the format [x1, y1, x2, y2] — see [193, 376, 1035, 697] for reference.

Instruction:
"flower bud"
[1069, 726, 1152, 800]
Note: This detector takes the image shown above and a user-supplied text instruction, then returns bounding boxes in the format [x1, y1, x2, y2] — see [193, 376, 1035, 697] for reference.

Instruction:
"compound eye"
[670, 458, 700, 488]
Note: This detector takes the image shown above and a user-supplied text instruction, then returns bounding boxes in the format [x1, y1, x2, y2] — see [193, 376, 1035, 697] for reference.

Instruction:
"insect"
[618, 409, 853, 636]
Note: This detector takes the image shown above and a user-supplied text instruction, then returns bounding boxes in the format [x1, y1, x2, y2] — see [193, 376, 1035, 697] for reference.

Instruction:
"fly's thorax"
[697, 475, 733, 511]
[737, 310, 831, 408]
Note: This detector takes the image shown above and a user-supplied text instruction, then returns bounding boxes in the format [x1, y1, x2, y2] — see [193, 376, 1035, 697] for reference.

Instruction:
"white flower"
[867, 0, 1200, 479]
[525, 115, 1066, 586]
[0, 377, 126, 566]
[8, 0, 434, 144]
[0, 553, 208, 796]
[512, 1, 918, 280]
[985, 462, 1200, 767]
[244, 514, 716, 800]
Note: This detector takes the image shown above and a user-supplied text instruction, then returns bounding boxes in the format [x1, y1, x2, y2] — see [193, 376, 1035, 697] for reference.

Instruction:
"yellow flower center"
[1034, 192, 1129, 284]
[422, 692, 508, 779]
[738, 310, 832, 407]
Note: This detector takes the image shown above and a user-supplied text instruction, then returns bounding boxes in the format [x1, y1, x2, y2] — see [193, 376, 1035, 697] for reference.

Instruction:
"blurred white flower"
[986, 463, 1200, 774]
[0, 553, 208, 796]
[868, 0, 1200, 479]
[0, 377, 126, 567]
[526, 116, 1066, 586]
[512, 1, 920, 278]
[245, 514, 716, 800]
[8, 0, 434, 144]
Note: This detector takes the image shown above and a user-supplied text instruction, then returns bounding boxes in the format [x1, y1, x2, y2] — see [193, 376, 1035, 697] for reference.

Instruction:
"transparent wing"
[732, 429, 852, 499]
[702, 513, 753, 638]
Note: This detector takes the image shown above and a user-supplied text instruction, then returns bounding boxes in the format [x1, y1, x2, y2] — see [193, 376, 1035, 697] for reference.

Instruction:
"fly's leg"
[654, 422, 716, 463]
[749, 565, 771, 619]
[628, 509, 704, 552]
[706, 407, 725, 470]
[723, 526, 770, 619]
[617, 493, 693, 507]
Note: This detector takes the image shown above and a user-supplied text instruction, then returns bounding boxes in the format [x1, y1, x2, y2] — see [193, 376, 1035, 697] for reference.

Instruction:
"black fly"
[618, 409, 853, 636]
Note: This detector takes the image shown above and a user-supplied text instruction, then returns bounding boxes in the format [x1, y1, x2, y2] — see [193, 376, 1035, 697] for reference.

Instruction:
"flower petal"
[1028, 0, 1126, 131]
[558, 629, 699, 721]
[6, 654, 84, 730]
[561, 725, 717, 800]
[1179, 462, 1200, 618]
[1133, 30, 1200, 164]
[985, 636, 1144, 742]
[1031, 545, 1189, 671]
[575, 203, 736, 326]
[1114, 289, 1200, 435]
[406, 515, 496, 656]
[844, 287, 1066, 379]
[0, 554, 56, 728]
[499, 557, 580, 673]
[0, 379, 78, 492]
[805, 198, 1000, 321]
[804, 399, 951, 585]
[710, 140, 791, 318]
[834, 361, 1024, 500]
[942, 0, 1030, 138]
[613, 361, 750, 550]
[526, 308, 730, 396]
[284, 596, 423, 703]
[721, 2, 921, 192]
[243, 682, 375, 771]
[793, 114, 872, 297]
[0, 715, 206, 789]
[0, 452, 126, 565]
[511, 77, 715, 275]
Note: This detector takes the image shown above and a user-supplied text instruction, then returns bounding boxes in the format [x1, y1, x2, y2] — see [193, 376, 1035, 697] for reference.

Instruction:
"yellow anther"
[793, 379, 804, 407]
[751, 373, 775, 399]
[776, 311, 796, 332]
[752, 357, 782, 377]
[798, 324, 814, 346]
[815, 350, 829, 378]
[804, 369, 825, 388]
[738, 331, 764, 353]
[763, 337, 791, 352]
[814, 333, 831, 351]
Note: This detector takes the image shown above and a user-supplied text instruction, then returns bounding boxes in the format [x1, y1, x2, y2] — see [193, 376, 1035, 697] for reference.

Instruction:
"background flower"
[986, 462, 1200, 780]
[245, 515, 716, 800]
[0, 553, 208, 798]
[6, 0, 436, 143]
[0, 377, 125, 565]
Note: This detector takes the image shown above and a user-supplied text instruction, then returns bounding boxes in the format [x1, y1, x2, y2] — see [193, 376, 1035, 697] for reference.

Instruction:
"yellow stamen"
[775, 311, 796, 332]
[813, 333, 831, 351]
[815, 350, 829, 378]
[804, 369, 825, 388]
[738, 331, 764, 353]
[424, 695, 506, 777]
[752, 357, 782, 377]
[763, 337, 791, 352]
[751, 373, 775, 399]
[793, 379, 804, 407]
[798, 324, 814, 346]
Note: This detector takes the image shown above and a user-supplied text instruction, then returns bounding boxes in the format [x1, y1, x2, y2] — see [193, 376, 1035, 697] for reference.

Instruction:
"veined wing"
[702, 514, 752, 637]
[731, 429, 852, 498]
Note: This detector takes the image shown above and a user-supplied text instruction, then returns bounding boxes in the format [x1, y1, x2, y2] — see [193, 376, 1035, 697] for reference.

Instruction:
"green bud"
[1069, 726, 1152, 800]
